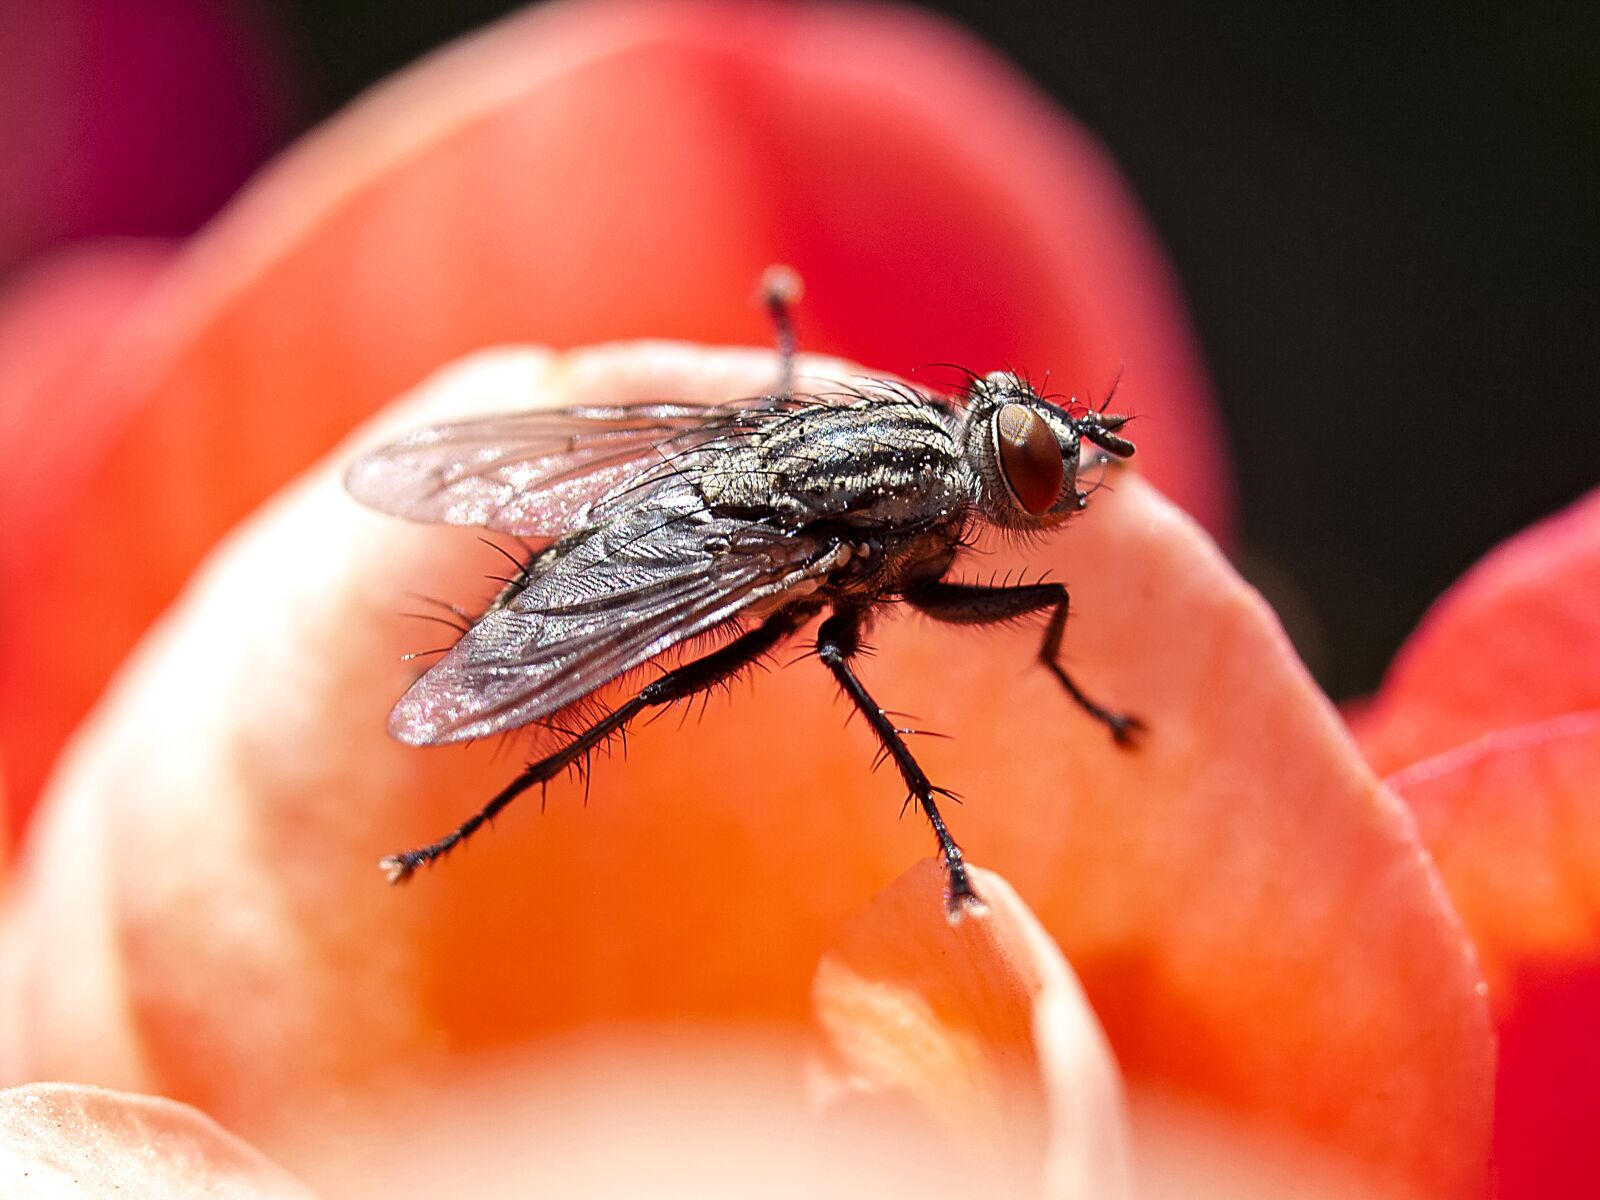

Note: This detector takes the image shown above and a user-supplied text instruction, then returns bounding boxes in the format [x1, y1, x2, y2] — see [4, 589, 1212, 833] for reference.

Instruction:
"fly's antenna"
[760, 264, 803, 400]
[1077, 411, 1136, 458]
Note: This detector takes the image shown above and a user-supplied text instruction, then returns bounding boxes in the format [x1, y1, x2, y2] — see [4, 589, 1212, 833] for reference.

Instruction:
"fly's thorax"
[956, 372, 1089, 532]
[694, 396, 969, 528]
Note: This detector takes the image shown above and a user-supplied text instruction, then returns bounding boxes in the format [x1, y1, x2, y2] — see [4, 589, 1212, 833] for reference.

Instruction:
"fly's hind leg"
[814, 609, 980, 916]
[382, 611, 801, 883]
[759, 265, 803, 400]
[907, 579, 1142, 746]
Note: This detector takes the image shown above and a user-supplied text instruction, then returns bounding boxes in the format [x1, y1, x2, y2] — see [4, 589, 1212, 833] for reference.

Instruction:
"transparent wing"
[344, 401, 782, 537]
[388, 496, 829, 745]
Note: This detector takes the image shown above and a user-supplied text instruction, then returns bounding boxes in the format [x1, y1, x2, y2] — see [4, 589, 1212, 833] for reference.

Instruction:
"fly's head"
[957, 371, 1136, 533]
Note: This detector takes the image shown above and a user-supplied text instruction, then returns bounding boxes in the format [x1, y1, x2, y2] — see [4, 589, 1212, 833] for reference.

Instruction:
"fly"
[345, 275, 1139, 914]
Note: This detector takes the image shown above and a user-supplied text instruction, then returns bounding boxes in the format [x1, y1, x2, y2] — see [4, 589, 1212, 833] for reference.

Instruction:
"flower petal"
[0, 1082, 316, 1199]
[1357, 487, 1600, 775]
[812, 860, 1130, 1199]
[0, 241, 176, 834]
[279, 1035, 995, 1200]
[3, 344, 1485, 1196]
[1, 0, 1227, 836]
[1360, 490, 1600, 1199]
[1389, 711, 1600, 1199]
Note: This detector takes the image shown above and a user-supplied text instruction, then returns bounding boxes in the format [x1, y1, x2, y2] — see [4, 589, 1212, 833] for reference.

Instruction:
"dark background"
[15, 0, 1600, 699]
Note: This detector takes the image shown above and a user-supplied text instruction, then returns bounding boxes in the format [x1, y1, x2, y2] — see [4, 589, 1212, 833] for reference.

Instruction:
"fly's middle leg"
[814, 610, 980, 916]
[381, 611, 801, 883]
[907, 579, 1142, 745]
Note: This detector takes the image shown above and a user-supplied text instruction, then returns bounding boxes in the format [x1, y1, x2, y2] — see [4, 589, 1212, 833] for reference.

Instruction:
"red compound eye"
[994, 403, 1064, 515]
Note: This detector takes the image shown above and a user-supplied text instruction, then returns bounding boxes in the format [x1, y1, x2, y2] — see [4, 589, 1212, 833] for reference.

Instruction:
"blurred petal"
[280, 1035, 990, 1200]
[1361, 490, 1600, 1198]
[0, 1082, 316, 1199]
[0, 240, 177, 835]
[1357, 486, 1600, 775]
[1132, 1095, 1427, 1200]
[812, 860, 1130, 1199]
[2, 344, 1484, 1195]
[1, 0, 1227, 833]
[1389, 711, 1600, 1199]
[1394, 712, 1600, 986]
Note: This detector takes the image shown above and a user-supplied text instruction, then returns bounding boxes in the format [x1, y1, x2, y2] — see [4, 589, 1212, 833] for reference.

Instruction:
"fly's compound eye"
[994, 403, 1064, 515]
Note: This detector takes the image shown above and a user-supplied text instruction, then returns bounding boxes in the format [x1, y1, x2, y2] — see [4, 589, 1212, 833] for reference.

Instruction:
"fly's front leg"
[907, 580, 1142, 746]
[815, 610, 980, 915]
[382, 610, 801, 883]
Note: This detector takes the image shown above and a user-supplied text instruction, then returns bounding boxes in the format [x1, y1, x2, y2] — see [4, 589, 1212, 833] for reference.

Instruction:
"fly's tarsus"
[907, 578, 1143, 747]
[1046, 663, 1144, 747]
[379, 612, 803, 881]
[380, 851, 424, 884]
[815, 610, 980, 916]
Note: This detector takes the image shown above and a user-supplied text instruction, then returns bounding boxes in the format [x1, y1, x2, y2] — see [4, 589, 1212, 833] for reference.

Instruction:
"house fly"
[345, 279, 1139, 914]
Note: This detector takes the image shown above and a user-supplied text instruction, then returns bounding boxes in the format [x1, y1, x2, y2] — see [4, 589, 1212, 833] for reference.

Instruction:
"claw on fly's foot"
[945, 882, 988, 925]
[1108, 712, 1145, 749]
[380, 854, 417, 885]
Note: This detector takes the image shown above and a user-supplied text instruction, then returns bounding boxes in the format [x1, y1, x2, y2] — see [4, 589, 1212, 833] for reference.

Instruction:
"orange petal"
[3, 345, 1482, 1196]
[1389, 711, 1600, 1198]
[0, 1082, 316, 1199]
[1, 0, 1227, 836]
[1357, 486, 1600, 776]
[812, 860, 1130, 1199]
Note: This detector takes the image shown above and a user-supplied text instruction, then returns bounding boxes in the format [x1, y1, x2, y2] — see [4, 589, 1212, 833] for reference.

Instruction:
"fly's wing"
[345, 401, 781, 537]
[388, 490, 827, 745]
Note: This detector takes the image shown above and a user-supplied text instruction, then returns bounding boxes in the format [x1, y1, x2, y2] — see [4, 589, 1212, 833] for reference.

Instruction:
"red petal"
[1390, 711, 1600, 1199]
[0, 0, 1227, 836]
[1357, 487, 1600, 776]
[0, 241, 176, 835]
